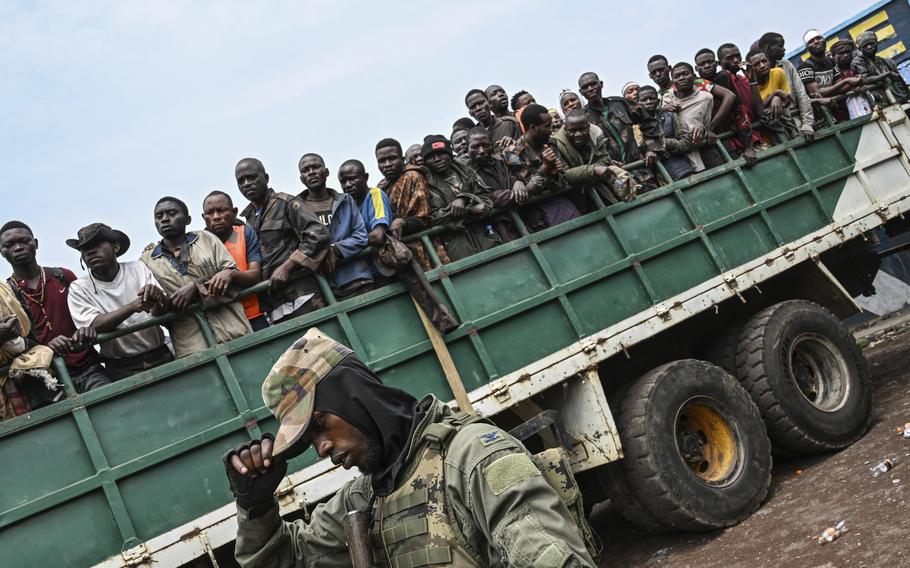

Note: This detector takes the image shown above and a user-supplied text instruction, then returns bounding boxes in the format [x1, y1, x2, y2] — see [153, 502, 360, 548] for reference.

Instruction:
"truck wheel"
[704, 324, 741, 374]
[735, 300, 871, 454]
[615, 359, 772, 531]
[595, 461, 671, 532]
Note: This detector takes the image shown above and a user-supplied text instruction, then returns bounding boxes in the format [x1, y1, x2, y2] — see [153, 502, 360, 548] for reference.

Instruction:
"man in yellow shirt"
[748, 49, 799, 141]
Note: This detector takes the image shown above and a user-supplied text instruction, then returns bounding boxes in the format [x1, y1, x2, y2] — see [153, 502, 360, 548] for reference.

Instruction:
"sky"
[1, 0, 870, 272]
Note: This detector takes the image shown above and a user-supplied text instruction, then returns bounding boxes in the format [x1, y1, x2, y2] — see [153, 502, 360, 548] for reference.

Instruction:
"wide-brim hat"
[65, 223, 130, 256]
[261, 328, 354, 456]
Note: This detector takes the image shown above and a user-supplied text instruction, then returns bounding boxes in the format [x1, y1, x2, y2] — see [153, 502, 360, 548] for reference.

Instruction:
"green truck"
[4, 103, 910, 568]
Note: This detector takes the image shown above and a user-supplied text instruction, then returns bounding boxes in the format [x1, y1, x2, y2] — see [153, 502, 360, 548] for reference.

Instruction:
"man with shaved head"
[578, 71, 661, 191]
[465, 89, 521, 145]
[297, 153, 373, 299]
[235, 158, 330, 323]
[553, 109, 638, 207]
[337, 159, 392, 248]
[485, 84, 513, 119]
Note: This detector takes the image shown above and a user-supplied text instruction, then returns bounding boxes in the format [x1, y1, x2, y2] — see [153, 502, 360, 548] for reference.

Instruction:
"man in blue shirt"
[297, 154, 373, 300]
[337, 159, 392, 247]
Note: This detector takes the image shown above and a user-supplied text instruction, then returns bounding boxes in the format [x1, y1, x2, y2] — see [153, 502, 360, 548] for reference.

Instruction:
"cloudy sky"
[2, 0, 868, 270]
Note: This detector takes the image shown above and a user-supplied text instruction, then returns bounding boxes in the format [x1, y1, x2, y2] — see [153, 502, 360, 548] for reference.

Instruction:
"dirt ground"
[592, 325, 910, 568]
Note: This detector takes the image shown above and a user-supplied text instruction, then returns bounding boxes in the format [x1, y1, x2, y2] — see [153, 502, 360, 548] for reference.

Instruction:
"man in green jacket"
[554, 110, 639, 207]
[421, 135, 500, 263]
[224, 328, 597, 567]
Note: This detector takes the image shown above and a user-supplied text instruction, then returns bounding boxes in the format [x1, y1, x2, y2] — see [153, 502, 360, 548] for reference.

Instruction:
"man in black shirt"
[465, 89, 522, 146]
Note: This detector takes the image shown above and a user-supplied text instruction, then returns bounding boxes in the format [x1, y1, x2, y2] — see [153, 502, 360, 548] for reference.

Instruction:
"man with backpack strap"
[0, 220, 111, 396]
[224, 327, 599, 567]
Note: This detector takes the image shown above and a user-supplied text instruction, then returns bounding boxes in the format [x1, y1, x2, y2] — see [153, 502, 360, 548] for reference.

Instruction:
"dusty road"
[593, 326, 910, 568]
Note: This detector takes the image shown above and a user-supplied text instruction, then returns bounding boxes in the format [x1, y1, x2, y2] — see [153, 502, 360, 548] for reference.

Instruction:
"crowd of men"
[1, 28, 908, 420]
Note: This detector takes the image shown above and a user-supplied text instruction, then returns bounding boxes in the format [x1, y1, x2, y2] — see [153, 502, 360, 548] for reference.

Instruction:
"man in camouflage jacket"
[224, 328, 596, 567]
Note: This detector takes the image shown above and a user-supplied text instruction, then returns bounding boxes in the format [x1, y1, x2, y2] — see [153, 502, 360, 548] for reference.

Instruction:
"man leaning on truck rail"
[223, 327, 597, 567]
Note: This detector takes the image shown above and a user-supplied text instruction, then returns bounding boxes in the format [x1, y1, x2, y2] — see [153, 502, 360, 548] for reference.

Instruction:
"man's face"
[303, 412, 382, 473]
[623, 85, 639, 102]
[424, 151, 452, 175]
[648, 59, 671, 86]
[404, 145, 423, 166]
[299, 156, 328, 190]
[565, 116, 590, 150]
[485, 85, 509, 112]
[719, 47, 742, 73]
[549, 110, 564, 133]
[673, 65, 695, 93]
[529, 114, 553, 145]
[807, 35, 826, 57]
[235, 162, 269, 203]
[638, 89, 659, 113]
[516, 92, 535, 109]
[154, 201, 190, 239]
[338, 164, 369, 201]
[0, 228, 37, 268]
[695, 52, 718, 80]
[859, 39, 878, 57]
[466, 93, 492, 123]
[833, 48, 853, 67]
[80, 241, 118, 272]
[750, 53, 772, 80]
[578, 74, 602, 103]
[202, 194, 237, 238]
[561, 93, 582, 114]
[376, 146, 405, 179]
[467, 132, 493, 162]
[766, 38, 786, 62]
[452, 129, 469, 156]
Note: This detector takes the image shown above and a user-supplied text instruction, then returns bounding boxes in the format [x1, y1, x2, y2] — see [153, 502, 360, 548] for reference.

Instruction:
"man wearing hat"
[797, 29, 838, 104]
[422, 134, 500, 263]
[225, 328, 597, 567]
[830, 39, 872, 120]
[66, 223, 174, 380]
[853, 30, 910, 106]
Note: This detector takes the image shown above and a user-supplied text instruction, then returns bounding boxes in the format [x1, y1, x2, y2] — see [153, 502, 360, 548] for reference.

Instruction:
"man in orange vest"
[202, 191, 269, 331]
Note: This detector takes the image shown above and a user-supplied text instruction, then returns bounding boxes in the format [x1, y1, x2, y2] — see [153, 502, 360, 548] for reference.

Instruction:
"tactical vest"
[367, 411, 602, 567]
[370, 413, 480, 568]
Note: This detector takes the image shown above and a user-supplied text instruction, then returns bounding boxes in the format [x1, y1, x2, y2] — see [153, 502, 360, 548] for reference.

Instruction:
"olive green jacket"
[234, 396, 595, 567]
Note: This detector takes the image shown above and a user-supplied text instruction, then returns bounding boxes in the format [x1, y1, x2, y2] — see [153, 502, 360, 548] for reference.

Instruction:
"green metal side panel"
[0, 115, 874, 567]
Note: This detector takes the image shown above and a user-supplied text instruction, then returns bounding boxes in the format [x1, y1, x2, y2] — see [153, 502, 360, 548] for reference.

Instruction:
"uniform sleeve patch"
[478, 430, 504, 446]
[482, 453, 540, 495]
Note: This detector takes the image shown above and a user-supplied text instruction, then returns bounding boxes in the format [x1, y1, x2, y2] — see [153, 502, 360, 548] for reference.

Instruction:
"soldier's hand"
[223, 434, 288, 509]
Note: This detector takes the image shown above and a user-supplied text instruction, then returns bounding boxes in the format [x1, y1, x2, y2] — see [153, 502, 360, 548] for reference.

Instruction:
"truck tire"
[734, 300, 871, 454]
[595, 461, 671, 532]
[704, 324, 741, 374]
[614, 359, 772, 531]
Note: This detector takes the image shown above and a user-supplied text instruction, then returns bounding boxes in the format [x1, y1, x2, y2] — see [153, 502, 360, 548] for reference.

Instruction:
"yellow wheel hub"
[676, 399, 738, 485]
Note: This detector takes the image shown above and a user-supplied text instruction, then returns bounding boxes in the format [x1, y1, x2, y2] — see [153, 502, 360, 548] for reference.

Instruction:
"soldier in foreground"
[224, 328, 597, 567]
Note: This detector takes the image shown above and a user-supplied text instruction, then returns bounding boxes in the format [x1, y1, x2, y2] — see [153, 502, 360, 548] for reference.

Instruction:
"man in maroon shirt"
[0, 221, 111, 396]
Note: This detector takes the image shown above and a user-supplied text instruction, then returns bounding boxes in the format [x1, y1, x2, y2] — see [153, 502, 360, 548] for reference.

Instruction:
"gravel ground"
[594, 325, 910, 568]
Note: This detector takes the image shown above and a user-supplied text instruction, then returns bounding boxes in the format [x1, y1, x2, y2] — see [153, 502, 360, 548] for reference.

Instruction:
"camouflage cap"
[261, 328, 353, 456]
